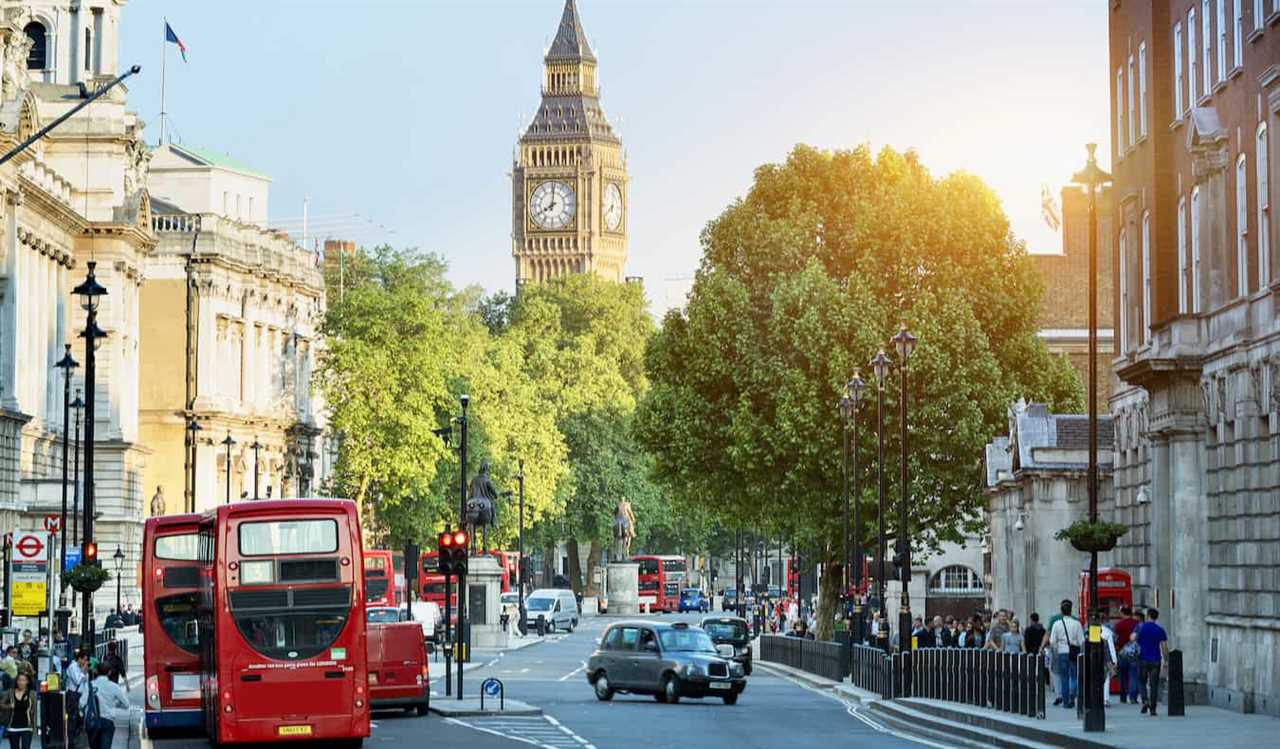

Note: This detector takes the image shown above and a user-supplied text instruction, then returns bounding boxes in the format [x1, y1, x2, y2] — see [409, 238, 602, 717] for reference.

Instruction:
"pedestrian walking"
[1048, 599, 1083, 708]
[986, 609, 1010, 651]
[942, 616, 958, 647]
[1113, 607, 1140, 703]
[1136, 608, 1169, 716]
[1002, 620, 1023, 653]
[0, 672, 37, 749]
[1099, 621, 1118, 705]
[81, 662, 130, 749]
[1023, 612, 1045, 656]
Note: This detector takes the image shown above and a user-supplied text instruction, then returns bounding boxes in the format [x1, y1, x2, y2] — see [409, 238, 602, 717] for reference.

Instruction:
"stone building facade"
[142, 145, 330, 514]
[0, 0, 152, 619]
[1108, 0, 1280, 714]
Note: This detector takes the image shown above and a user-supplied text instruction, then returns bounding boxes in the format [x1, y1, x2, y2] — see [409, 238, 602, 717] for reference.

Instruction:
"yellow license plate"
[278, 725, 313, 737]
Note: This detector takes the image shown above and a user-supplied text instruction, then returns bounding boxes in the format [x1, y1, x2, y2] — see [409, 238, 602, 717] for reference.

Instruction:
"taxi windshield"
[659, 628, 716, 653]
[702, 620, 748, 641]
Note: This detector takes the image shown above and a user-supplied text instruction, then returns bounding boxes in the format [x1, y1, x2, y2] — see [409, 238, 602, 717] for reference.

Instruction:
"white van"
[524, 588, 579, 632]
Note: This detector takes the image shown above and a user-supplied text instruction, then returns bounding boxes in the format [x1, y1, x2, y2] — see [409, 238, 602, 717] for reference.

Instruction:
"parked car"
[700, 615, 753, 675]
[678, 588, 709, 613]
[586, 621, 746, 704]
[524, 588, 579, 632]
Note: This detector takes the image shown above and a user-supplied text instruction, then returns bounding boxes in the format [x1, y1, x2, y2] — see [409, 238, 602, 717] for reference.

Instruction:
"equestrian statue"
[466, 462, 500, 550]
[613, 496, 637, 561]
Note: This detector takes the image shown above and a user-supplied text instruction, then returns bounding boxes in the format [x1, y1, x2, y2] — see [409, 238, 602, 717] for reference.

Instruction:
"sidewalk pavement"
[754, 645, 1280, 749]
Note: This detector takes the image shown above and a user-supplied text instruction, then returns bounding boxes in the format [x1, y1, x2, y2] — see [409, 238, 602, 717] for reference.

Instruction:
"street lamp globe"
[870, 350, 891, 386]
[892, 323, 917, 362]
[72, 261, 108, 312]
[113, 545, 124, 572]
[839, 395, 853, 421]
[847, 373, 866, 406]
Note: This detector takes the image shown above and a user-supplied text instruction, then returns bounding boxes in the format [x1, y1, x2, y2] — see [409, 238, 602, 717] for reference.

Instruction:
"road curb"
[430, 698, 543, 718]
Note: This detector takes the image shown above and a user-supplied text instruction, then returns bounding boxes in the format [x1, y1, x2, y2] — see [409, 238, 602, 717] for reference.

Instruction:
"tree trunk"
[567, 539, 584, 596]
[814, 560, 844, 643]
[543, 541, 556, 588]
[584, 540, 601, 596]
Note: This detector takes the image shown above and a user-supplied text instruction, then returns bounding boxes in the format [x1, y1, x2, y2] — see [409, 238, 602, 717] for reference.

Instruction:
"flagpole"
[160, 18, 167, 144]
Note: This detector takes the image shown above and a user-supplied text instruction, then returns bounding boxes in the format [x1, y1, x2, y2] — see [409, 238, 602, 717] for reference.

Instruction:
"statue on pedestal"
[612, 496, 636, 561]
[466, 462, 500, 549]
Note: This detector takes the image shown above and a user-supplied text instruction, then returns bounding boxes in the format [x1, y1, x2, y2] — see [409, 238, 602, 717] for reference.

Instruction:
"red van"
[366, 620, 430, 714]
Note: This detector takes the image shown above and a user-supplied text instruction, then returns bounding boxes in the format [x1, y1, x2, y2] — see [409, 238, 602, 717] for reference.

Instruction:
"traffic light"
[84, 541, 98, 566]
[436, 530, 468, 575]
[404, 543, 420, 584]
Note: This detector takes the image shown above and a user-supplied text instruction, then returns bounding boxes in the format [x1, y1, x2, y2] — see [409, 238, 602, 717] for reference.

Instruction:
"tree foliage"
[636, 144, 1082, 636]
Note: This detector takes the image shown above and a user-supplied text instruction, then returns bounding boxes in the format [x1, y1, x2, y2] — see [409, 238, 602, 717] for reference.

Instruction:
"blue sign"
[63, 549, 81, 572]
[482, 678, 501, 697]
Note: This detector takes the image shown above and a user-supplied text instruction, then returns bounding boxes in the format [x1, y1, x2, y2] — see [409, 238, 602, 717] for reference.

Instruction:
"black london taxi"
[586, 621, 747, 705]
[700, 615, 753, 675]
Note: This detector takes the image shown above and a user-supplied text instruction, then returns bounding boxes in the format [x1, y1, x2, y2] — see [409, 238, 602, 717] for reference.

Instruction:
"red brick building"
[1108, 0, 1280, 714]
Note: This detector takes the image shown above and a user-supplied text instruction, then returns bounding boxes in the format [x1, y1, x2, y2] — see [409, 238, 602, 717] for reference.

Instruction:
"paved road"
[143, 613, 939, 748]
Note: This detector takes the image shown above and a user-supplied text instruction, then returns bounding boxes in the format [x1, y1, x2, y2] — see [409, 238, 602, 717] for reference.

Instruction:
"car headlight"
[730, 663, 744, 676]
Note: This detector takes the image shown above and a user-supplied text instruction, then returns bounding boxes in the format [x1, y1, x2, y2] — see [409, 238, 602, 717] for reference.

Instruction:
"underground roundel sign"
[14, 532, 45, 561]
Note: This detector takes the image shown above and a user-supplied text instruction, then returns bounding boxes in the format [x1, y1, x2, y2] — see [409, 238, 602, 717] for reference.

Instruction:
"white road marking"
[557, 661, 587, 682]
[448, 715, 593, 749]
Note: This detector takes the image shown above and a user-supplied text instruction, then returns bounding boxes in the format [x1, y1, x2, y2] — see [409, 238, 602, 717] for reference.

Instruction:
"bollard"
[1168, 649, 1185, 716]
[537, 614, 546, 637]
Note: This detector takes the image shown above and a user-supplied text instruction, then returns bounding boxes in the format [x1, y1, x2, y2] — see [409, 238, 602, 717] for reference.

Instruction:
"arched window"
[1191, 187, 1202, 312]
[1119, 227, 1128, 352]
[1237, 153, 1249, 296]
[1177, 197, 1188, 314]
[84, 28, 93, 72]
[24, 22, 46, 70]
[929, 566, 984, 594]
[1258, 123, 1271, 286]
[1142, 211, 1151, 343]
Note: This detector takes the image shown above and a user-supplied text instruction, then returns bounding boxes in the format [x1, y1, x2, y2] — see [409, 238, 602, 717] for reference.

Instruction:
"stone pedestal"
[607, 562, 639, 616]
[466, 555, 508, 649]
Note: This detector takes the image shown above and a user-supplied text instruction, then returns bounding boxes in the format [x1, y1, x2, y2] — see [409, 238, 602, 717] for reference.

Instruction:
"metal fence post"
[1168, 649, 1185, 716]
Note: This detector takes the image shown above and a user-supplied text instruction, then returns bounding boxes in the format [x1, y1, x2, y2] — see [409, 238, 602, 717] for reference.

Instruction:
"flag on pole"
[1040, 185, 1061, 232]
[165, 21, 188, 62]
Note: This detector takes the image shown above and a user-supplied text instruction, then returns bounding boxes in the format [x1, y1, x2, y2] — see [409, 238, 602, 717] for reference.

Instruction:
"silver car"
[586, 621, 747, 705]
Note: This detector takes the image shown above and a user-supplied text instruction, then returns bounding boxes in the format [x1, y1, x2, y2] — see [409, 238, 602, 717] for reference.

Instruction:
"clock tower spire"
[512, 0, 628, 285]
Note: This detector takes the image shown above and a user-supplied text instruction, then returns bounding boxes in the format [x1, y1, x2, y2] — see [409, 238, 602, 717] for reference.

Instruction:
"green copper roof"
[171, 143, 269, 179]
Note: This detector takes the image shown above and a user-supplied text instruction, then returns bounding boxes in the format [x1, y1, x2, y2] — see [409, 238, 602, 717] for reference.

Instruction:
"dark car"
[586, 621, 747, 705]
[719, 589, 754, 612]
[700, 616, 753, 675]
[678, 588, 709, 613]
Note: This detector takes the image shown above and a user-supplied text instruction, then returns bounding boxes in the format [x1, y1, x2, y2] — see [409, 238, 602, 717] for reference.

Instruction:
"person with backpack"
[1047, 599, 1084, 708]
[80, 662, 130, 749]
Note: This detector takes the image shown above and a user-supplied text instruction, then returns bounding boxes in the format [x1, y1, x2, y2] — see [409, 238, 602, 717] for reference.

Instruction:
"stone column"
[0, 192, 17, 412]
[466, 555, 507, 649]
[607, 562, 639, 615]
[1167, 427, 1207, 685]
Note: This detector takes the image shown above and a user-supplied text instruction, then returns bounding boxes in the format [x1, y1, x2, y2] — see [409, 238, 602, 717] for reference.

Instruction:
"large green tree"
[636, 145, 1082, 639]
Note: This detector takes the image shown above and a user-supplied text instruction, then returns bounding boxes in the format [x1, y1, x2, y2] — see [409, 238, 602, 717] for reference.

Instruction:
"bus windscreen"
[239, 519, 338, 556]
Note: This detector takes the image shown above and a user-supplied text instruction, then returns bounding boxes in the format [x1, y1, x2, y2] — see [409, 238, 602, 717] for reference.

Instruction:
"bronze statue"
[612, 496, 636, 561]
[466, 462, 500, 549]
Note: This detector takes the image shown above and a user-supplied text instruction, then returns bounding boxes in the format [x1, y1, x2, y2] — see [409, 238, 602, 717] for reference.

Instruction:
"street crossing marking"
[446, 715, 595, 749]
[557, 661, 587, 681]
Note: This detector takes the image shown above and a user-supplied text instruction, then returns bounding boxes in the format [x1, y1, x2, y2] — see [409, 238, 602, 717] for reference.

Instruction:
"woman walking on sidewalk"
[0, 672, 37, 749]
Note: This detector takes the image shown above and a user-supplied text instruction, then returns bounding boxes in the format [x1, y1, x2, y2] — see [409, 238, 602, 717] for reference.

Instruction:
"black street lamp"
[113, 545, 124, 615]
[221, 431, 236, 504]
[1072, 143, 1111, 733]
[870, 349, 891, 653]
[186, 420, 203, 512]
[71, 391, 83, 548]
[843, 374, 867, 644]
[892, 323, 917, 655]
[457, 393, 469, 701]
[250, 438, 263, 499]
[73, 261, 108, 643]
[54, 344, 79, 596]
[517, 460, 526, 635]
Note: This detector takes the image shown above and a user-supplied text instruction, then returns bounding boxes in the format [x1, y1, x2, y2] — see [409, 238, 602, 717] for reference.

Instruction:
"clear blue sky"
[120, 1, 1110, 309]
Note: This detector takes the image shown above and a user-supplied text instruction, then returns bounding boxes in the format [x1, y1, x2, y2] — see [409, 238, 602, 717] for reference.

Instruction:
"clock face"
[603, 183, 623, 231]
[529, 180, 576, 230]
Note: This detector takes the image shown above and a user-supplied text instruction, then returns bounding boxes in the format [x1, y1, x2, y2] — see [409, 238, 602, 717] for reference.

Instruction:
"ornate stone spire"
[546, 0, 595, 62]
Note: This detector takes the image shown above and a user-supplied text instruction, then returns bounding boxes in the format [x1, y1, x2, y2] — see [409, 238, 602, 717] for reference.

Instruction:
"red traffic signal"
[439, 532, 453, 548]
[436, 529, 468, 576]
[452, 530, 467, 547]
[84, 541, 98, 564]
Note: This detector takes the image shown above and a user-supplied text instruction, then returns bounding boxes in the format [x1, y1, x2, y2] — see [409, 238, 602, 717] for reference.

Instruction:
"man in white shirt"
[80, 662, 131, 749]
[1047, 600, 1084, 709]
[1099, 623, 1118, 706]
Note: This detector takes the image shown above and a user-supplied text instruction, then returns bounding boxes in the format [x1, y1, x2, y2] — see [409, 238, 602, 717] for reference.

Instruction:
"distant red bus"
[417, 551, 459, 619]
[198, 499, 370, 745]
[633, 555, 686, 611]
[142, 513, 205, 732]
[480, 550, 519, 593]
[363, 549, 404, 608]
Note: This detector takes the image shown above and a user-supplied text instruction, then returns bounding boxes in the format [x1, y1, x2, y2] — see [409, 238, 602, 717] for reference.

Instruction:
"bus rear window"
[239, 519, 338, 556]
[155, 533, 199, 561]
[637, 560, 658, 575]
[156, 592, 201, 655]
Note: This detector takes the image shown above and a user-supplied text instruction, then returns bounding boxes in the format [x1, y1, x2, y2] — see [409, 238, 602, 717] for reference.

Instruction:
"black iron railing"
[759, 635, 847, 682]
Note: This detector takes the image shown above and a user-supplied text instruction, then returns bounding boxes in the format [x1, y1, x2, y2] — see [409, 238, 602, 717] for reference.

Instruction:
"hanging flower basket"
[64, 562, 110, 593]
[1054, 519, 1128, 553]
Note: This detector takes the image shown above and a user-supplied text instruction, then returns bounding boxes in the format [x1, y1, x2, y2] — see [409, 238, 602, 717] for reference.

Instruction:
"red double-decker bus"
[417, 551, 458, 613]
[142, 513, 206, 733]
[363, 549, 404, 608]
[633, 555, 686, 611]
[198, 499, 369, 746]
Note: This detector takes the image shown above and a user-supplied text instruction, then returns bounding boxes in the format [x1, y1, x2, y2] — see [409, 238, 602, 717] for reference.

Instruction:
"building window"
[1138, 43, 1148, 137]
[1237, 153, 1249, 295]
[1127, 54, 1137, 147]
[1259, 123, 1271, 286]
[1174, 22, 1184, 118]
[84, 28, 92, 72]
[929, 566, 984, 594]
[1255, 0, 1265, 31]
[1142, 211, 1152, 343]
[1202, 1, 1212, 95]
[1188, 8, 1199, 103]
[1192, 187, 1203, 312]
[1116, 69, 1126, 154]
[1119, 227, 1129, 352]
[1216, 0, 1227, 83]
[1178, 197, 1189, 314]
[222, 192, 228, 215]
[248, 196, 254, 220]
[1233, 0, 1244, 69]
[24, 22, 46, 70]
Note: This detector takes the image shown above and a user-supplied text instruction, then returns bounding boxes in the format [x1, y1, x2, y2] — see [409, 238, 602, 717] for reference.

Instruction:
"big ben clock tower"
[513, 0, 628, 284]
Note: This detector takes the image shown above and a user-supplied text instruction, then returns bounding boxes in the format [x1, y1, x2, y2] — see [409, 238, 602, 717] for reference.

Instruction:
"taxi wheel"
[722, 694, 739, 705]
[744, 662, 753, 676]
[593, 672, 614, 701]
[662, 675, 681, 704]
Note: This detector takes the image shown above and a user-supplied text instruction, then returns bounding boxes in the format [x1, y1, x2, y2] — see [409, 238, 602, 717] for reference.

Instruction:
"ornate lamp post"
[870, 349, 891, 653]
[891, 323, 917, 655]
[844, 374, 866, 643]
[113, 545, 125, 615]
[1072, 143, 1111, 733]
[186, 420, 203, 512]
[71, 391, 83, 548]
[250, 437, 263, 499]
[73, 261, 108, 643]
[517, 460, 526, 635]
[54, 344, 79, 594]
[221, 431, 236, 504]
